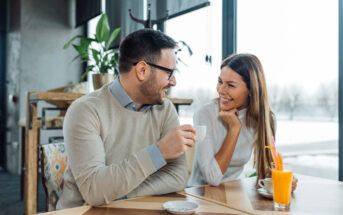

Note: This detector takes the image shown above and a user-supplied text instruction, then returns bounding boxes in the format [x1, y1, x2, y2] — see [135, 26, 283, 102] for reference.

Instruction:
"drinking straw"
[272, 136, 278, 170]
[277, 152, 283, 171]
[272, 136, 277, 161]
[265, 146, 276, 165]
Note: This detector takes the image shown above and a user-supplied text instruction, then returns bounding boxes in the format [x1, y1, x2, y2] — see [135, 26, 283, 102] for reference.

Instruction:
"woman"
[188, 53, 297, 189]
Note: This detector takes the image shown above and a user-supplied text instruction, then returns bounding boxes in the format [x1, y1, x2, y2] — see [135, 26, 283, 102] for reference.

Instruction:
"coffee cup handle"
[258, 179, 265, 188]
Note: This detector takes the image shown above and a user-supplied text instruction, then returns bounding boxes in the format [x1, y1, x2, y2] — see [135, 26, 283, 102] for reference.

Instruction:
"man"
[56, 29, 195, 209]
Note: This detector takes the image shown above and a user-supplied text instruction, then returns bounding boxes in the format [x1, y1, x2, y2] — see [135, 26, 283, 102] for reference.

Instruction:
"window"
[237, 0, 338, 179]
[165, 0, 222, 124]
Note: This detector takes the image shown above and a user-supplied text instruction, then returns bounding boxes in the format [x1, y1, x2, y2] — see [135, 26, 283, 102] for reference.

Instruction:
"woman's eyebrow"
[218, 77, 237, 84]
[225, 80, 237, 84]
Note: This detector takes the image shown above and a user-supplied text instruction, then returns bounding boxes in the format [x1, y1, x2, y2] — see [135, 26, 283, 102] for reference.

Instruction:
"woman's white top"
[187, 99, 256, 187]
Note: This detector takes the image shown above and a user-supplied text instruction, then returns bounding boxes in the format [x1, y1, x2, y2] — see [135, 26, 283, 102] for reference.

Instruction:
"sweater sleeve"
[64, 100, 157, 206]
[193, 107, 224, 186]
[126, 100, 188, 198]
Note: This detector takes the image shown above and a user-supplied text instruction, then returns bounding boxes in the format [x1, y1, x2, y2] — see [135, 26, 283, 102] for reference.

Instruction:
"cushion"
[41, 142, 68, 211]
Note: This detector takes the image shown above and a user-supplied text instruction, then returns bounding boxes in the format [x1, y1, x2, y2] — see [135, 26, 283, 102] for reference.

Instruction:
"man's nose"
[169, 76, 176, 86]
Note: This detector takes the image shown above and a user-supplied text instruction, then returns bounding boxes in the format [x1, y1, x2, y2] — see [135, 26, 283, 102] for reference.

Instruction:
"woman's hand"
[219, 108, 242, 130]
[292, 175, 298, 192]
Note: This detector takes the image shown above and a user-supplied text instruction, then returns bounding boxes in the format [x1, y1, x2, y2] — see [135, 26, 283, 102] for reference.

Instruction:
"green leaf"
[72, 44, 84, 55]
[177, 57, 187, 66]
[99, 60, 111, 74]
[80, 71, 88, 82]
[71, 55, 81, 62]
[86, 65, 95, 72]
[114, 68, 119, 77]
[105, 27, 120, 50]
[178, 40, 193, 56]
[248, 172, 257, 178]
[103, 52, 110, 63]
[79, 65, 95, 82]
[63, 35, 83, 49]
[80, 38, 91, 49]
[110, 53, 119, 65]
[91, 49, 100, 65]
[96, 14, 110, 42]
[111, 51, 119, 63]
[186, 46, 193, 56]
[72, 42, 90, 60]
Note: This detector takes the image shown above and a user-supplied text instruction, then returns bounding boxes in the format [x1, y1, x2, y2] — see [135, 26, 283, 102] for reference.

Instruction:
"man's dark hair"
[119, 29, 177, 74]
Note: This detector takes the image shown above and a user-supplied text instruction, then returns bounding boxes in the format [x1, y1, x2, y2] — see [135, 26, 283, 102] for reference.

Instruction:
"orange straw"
[265, 136, 280, 170]
[276, 152, 283, 171]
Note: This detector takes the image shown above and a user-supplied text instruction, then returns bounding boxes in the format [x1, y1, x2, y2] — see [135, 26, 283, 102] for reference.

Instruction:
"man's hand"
[157, 124, 196, 160]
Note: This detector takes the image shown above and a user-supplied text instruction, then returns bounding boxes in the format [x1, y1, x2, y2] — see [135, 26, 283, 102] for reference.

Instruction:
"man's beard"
[139, 72, 167, 105]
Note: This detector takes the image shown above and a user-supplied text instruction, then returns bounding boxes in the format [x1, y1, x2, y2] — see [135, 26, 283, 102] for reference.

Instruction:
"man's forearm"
[126, 154, 188, 198]
[73, 148, 157, 206]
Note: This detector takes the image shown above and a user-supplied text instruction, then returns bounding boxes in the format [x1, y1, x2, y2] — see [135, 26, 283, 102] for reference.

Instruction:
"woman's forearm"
[215, 127, 241, 174]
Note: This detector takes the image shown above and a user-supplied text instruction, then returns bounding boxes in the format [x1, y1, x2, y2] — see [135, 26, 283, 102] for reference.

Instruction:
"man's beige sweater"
[56, 85, 188, 209]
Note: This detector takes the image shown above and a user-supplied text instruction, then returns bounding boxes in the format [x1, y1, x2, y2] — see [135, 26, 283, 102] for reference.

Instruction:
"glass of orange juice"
[272, 165, 293, 210]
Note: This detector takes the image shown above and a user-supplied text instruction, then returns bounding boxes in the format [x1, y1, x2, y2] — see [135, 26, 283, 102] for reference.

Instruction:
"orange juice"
[272, 169, 292, 206]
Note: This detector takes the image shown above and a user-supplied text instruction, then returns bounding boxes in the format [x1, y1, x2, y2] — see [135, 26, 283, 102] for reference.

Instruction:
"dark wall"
[0, 0, 7, 168]
[0, 0, 5, 31]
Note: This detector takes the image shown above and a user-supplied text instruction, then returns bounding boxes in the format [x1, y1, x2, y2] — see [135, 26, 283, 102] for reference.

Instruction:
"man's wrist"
[156, 141, 166, 159]
[147, 144, 167, 170]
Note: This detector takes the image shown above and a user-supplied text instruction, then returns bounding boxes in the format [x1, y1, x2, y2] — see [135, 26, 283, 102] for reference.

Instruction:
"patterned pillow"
[41, 142, 68, 211]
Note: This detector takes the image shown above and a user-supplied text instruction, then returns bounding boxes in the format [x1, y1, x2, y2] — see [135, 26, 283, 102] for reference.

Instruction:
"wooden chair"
[40, 142, 68, 211]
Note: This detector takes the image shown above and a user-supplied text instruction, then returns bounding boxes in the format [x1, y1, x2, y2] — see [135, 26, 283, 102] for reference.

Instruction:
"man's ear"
[135, 62, 149, 81]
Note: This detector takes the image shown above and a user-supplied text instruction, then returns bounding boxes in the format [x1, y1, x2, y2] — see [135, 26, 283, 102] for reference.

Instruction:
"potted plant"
[63, 14, 120, 90]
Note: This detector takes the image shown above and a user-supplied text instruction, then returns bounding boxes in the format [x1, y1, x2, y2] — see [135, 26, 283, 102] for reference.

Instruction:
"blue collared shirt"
[110, 77, 152, 112]
[109, 77, 167, 171]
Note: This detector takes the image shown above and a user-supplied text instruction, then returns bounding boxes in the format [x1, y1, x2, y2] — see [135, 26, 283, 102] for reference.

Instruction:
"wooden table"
[183, 174, 343, 215]
[37, 192, 246, 215]
[36, 174, 343, 215]
[24, 91, 192, 215]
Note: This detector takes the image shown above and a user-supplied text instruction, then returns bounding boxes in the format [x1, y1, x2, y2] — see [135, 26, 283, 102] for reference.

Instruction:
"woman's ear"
[135, 62, 149, 81]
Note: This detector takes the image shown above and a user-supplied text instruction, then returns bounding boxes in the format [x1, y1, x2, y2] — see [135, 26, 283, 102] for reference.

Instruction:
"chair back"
[40, 142, 68, 211]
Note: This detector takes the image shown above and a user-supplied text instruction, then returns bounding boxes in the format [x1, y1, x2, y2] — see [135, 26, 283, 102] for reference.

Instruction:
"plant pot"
[92, 73, 115, 90]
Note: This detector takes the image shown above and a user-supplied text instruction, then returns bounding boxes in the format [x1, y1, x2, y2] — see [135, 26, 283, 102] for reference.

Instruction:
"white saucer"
[162, 200, 199, 214]
[257, 188, 273, 199]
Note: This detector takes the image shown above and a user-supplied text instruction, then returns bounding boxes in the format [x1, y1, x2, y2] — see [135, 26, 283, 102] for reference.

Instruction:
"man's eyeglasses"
[133, 61, 176, 80]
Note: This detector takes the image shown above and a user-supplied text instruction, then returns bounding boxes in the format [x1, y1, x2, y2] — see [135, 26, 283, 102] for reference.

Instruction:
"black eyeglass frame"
[133, 61, 176, 80]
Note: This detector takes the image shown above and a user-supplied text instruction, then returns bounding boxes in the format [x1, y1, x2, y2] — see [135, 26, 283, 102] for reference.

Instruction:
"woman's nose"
[217, 84, 225, 93]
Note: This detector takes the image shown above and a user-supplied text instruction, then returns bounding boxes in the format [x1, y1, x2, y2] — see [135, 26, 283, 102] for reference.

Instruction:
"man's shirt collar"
[110, 77, 152, 112]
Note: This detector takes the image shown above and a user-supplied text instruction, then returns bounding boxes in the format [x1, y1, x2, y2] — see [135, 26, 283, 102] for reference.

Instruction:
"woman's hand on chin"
[219, 108, 242, 130]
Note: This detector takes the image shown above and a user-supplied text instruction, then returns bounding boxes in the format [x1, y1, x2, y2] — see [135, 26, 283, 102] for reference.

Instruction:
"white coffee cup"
[258, 178, 273, 194]
[194, 125, 207, 142]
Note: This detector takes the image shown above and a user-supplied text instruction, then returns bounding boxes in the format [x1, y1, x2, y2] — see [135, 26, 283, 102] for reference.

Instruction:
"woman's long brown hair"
[221, 53, 275, 184]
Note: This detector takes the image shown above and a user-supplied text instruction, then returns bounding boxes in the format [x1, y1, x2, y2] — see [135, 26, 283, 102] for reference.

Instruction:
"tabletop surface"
[183, 174, 343, 215]
[38, 174, 343, 215]
[41, 192, 245, 215]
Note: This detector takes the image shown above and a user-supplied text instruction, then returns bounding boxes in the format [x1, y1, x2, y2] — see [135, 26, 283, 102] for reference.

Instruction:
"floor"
[0, 168, 46, 215]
